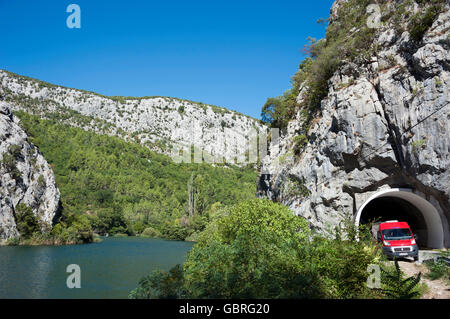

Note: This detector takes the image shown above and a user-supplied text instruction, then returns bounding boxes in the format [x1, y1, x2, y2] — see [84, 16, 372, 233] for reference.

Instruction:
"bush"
[1, 146, 22, 180]
[14, 203, 40, 239]
[293, 134, 308, 154]
[424, 254, 450, 281]
[141, 227, 161, 238]
[129, 264, 185, 299]
[409, 2, 445, 42]
[187, 203, 378, 299]
[160, 222, 190, 241]
[130, 200, 382, 299]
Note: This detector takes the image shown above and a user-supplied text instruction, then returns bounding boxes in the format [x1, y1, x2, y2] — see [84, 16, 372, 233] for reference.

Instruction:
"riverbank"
[0, 233, 103, 247]
[0, 232, 195, 247]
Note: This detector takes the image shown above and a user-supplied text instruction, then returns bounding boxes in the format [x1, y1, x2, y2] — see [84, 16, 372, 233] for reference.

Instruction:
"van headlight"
[383, 241, 390, 246]
[411, 239, 416, 245]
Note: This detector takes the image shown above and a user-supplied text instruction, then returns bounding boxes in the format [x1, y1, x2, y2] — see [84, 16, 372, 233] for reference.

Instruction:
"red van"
[373, 221, 419, 261]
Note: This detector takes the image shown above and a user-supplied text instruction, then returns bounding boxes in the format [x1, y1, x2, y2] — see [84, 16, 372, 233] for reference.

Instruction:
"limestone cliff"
[0, 101, 61, 240]
[258, 0, 449, 248]
[0, 70, 266, 163]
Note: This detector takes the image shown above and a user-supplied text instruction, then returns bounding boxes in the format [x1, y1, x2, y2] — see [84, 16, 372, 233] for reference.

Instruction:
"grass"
[424, 251, 450, 281]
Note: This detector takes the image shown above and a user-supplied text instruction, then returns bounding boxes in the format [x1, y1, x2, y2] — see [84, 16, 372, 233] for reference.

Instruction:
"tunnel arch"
[355, 188, 445, 249]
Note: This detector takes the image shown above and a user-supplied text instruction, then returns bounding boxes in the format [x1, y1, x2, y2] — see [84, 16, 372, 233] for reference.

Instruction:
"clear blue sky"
[0, 0, 334, 119]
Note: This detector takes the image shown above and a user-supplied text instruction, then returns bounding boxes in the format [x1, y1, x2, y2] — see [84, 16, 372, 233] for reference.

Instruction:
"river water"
[0, 237, 194, 298]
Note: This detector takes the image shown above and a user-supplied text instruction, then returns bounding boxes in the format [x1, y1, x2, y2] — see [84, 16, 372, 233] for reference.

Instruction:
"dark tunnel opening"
[359, 197, 428, 248]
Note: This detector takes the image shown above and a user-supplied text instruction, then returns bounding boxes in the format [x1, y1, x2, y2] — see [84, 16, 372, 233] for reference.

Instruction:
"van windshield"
[382, 228, 412, 240]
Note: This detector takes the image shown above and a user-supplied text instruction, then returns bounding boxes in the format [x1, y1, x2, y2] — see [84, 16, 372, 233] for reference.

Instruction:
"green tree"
[14, 203, 40, 239]
[183, 199, 311, 298]
[129, 264, 185, 299]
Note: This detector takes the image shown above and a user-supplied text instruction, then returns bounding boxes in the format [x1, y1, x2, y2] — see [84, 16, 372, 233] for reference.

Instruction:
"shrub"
[282, 175, 310, 199]
[379, 260, 422, 299]
[409, 2, 445, 42]
[141, 227, 161, 238]
[293, 134, 308, 154]
[129, 264, 185, 299]
[411, 139, 427, 153]
[37, 174, 46, 188]
[130, 200, 382, 299]
[8, 144, 22, 159]
[160, 222, 190, 241]
[182, 199, 311, 298]
[14, 203, 40, 239]
[424, 253, 450, 281]
[1, 146, 23, 180]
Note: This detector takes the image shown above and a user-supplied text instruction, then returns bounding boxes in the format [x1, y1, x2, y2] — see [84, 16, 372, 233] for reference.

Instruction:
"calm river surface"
[0, 237, 194, 298]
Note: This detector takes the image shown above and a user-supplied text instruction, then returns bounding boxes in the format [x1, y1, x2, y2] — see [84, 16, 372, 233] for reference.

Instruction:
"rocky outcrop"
[259, 1, 449, 247]
[0, 71, 266, 163]
[0, 101, 61, 240]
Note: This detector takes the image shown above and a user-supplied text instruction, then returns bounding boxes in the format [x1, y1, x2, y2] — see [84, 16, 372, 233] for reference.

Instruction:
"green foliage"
[424, 253, 450, 281]
[307, 218, 381, 299]
[293, 134, 308, 154]
[90, 206, 132, 236]
[261, 0, 377, 131]
[129, 264, 186, 299]
[411, 138, 427, 153]
[177, 105, 185, 114]
[131, 200, 382, 299]
[183, 199, 311, 298]
[1, 145, 22, 180]
[261, 90, 298, 130]
[141, 227, 161, 238]
[260, 0, 446, 132]
[15, 111, 258, 241]
[51, 214, 94, 244]
[409, 1, 446, 42]
[8, 144, 22, 158]
[37, 174, 46, 188]
[14, 204, 40, 239]
[379, 260, 422, 299]
[283, 175, 310, 199]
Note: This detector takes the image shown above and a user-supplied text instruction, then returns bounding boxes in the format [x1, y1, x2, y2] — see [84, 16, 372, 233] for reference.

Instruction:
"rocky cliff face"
[0, 101, 61, 240]
[0, 70, 265, 163]
[259, 0, 449, 247]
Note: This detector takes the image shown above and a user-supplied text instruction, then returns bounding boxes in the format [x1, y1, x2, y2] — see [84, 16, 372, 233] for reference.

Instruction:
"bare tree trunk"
[187, 172, 195, 217]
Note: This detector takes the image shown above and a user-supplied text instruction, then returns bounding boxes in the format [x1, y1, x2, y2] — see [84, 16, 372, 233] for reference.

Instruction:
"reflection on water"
[0, 237, 194, 299]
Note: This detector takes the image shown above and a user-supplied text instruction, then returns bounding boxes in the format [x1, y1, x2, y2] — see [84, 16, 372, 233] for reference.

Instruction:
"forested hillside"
[15, 111, 258, 242]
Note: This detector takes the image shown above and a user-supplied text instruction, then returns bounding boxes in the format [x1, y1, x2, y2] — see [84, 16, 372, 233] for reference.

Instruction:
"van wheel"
[414, 256, 419, 262]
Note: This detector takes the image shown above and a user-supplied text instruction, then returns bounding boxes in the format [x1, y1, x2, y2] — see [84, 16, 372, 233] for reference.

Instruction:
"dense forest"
[13, 111, 258, 244]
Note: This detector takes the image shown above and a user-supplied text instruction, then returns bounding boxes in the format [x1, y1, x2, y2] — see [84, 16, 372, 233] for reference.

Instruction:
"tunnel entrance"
[355, 188, 445, 249]
[359, 197, 427, 247]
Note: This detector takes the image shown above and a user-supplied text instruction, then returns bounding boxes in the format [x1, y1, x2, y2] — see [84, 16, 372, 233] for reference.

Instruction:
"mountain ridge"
[0, 69, 266, 162]
[0, 69, 259, 122]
